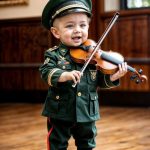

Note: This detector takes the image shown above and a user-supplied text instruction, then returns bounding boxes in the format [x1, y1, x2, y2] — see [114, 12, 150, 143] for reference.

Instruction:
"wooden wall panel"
[89, 0, 102, 41]
[18, 23, 49, 63]
[102, 16, 149, 57]
[0, 68, 23, 90]
[0, 18, 50, 91]
[0, 26, 20, 63]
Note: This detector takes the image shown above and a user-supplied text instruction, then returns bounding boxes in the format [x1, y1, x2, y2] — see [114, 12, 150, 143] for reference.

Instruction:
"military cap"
[42, 0, 92, 30]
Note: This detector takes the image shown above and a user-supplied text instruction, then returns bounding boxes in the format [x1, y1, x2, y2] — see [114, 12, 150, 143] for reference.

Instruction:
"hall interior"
[0, 0, 150, 150]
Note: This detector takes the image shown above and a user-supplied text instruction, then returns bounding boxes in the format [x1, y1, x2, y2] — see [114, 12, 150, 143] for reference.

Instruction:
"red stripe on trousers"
[47, 118, 53, 150]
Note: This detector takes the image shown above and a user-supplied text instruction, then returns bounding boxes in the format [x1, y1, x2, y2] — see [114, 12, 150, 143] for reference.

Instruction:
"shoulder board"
[48, 46, 58, 51]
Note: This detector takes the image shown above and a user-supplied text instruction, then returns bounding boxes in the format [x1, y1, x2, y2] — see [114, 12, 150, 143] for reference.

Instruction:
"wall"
[0, 0, 47, 19]
[104, 0, 119, 11]
[0, 0, 119, 19]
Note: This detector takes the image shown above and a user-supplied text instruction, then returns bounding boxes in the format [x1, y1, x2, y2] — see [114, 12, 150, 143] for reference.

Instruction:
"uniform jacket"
[39, 43, 119, 122]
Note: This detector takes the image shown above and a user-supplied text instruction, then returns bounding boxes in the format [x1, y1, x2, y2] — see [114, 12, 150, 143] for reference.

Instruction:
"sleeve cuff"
[47, 69, 65, 87]
[104, 74, 120, 88]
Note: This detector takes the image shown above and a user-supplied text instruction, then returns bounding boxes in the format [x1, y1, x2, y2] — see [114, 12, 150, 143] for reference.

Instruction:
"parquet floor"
[0, 103, 149, 150]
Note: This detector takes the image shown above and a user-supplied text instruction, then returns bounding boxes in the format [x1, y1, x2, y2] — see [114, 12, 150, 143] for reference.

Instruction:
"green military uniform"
[40, 43, 119, 121]
[39, 44, 119, 149]
[40, 0, 120, 149]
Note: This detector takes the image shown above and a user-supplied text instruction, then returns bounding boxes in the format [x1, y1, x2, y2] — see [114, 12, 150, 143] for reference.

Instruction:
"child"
[39, 0, 128, 150]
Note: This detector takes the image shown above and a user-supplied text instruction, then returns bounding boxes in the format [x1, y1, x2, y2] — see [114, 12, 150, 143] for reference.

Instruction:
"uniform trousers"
[47, 118, 97, 150]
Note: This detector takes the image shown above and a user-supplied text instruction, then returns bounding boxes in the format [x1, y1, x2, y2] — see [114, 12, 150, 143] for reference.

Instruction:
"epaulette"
[48, 46, 58, 51]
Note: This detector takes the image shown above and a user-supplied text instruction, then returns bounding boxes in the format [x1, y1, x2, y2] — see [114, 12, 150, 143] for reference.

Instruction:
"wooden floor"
[0, 103, 150, 150]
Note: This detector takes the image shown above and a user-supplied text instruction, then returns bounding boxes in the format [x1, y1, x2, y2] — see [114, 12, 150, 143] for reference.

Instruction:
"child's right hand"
[58, 70, 82, 84]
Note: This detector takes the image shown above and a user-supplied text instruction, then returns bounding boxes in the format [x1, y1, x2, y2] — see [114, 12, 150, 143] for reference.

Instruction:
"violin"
[70, 39, 147, 84]
[70, 12, 147, 87]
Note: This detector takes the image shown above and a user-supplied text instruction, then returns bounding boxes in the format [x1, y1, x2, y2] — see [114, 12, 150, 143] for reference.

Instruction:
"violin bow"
[72, 12, 120, 87]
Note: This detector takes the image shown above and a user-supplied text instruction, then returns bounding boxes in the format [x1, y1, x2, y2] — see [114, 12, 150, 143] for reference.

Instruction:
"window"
[120, 0, 150, 9]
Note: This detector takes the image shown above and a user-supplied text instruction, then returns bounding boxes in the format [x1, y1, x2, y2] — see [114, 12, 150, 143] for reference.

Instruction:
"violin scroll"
[130, 69, 148, 84]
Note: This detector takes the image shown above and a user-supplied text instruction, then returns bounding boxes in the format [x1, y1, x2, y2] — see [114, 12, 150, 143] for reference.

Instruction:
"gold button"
[56, 96, 60, 100]
[62, 66, 66, 69]
[77, 92, 82, 96]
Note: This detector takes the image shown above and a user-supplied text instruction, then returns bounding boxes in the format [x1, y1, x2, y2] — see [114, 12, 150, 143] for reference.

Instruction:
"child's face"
[51, 13, 90, 47]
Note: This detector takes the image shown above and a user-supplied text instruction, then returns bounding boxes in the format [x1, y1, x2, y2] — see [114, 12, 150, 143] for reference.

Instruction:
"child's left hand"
[110, 62, 128, 81]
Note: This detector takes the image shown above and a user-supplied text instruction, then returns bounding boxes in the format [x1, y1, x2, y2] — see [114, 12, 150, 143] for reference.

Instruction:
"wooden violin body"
[70, 39, 124, 74]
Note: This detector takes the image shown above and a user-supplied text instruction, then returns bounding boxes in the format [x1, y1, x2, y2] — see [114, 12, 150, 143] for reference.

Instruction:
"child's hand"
[58, 70, 82, 84]
[110, 62, 128, 81]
